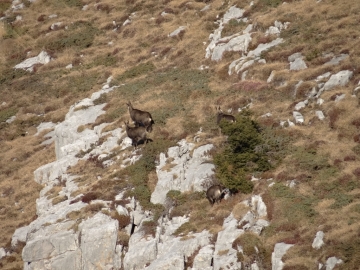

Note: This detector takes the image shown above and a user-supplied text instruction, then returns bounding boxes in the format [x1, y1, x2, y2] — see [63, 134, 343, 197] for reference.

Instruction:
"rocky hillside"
[1, 0, 360, 269]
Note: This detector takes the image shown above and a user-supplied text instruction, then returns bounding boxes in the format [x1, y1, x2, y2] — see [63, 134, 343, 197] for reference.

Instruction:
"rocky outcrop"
[151, 140, 215, 204]
[272, 243, 294, 270]
[14, 51, 51, 72]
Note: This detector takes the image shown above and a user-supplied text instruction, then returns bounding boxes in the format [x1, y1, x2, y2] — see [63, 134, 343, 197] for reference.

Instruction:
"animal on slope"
[126, 101, 155, 132]
[216, 106, 236, 124]
[206, 184, 230, 206]
[124, 120, 148, 147]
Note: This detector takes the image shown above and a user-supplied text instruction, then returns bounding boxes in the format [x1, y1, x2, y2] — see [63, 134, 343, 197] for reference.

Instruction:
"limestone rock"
[168, 26, 186, 37]
[272, 243, 294, 270]
[312, 231, 324, 250]
[323, 70, 353, 91]
[79, 212, 119, 270]
[151, 140, 215, 205]
[191, 244, 214, 270]
[147, 230, 212, 270]
[293, 111, 304, 124]
[316, 110, 325, 120]
[14, 51, 51, 72]
[288, 53, 307, 71]
[325, 256, 343, 270]
[214, 213, 243, 270]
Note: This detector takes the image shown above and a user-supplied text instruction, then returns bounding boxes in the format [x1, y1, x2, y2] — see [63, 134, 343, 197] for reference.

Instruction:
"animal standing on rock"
[206, 184, 229, 206]
[126, 101, 155, 132]
[216, 106, 236, 124]
[124, 121, 148, 148]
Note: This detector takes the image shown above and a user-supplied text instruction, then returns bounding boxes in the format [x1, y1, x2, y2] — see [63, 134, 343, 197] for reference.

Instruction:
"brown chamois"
[124, 121, 148, 147]
[126, 101, 155, 132]
[216, 106, 236, 124]
[206, 185, 230, 206]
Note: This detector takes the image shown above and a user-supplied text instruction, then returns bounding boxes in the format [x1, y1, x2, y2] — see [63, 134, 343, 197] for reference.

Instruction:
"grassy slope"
[1, 0, 360, 268]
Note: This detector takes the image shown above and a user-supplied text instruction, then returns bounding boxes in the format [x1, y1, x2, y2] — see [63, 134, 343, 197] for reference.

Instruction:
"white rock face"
[272, 243, 294, 270]
[205, 6, 246, 61]
[151, 140, 215, 204]
[312, 231, 324, 249]
[79, 212, 119, 270]
[293, 111, 304, 124]
[315, 110, 325, 120]
[214, 213, 243, 270]
[147, 230, 212, 270]
[191, 244, 214, 270]
[229, 38, 284, 75]
[0, 248, 6, 260]
[14, 51, 51, 72]
[325, 256, 343, 270]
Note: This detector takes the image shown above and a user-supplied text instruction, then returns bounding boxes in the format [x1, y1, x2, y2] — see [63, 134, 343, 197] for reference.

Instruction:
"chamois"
[124, 121, 148, 147]
[206, 185, 229, 206]
[126, 101, 154, 132]
[216, 106, 236, 124]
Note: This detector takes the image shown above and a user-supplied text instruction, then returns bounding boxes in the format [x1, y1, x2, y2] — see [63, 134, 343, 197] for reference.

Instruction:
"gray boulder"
[325, 256, 343, 270]
[288, 53, 307, 71]
[323, 70, 353, 91]
[214, 213, 243, 270]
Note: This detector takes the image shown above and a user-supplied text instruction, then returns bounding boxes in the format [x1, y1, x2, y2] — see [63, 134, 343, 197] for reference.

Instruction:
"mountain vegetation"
[1, 0, 360, 268]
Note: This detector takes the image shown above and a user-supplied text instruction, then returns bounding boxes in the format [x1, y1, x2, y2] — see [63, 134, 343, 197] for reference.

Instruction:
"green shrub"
[214, 112, 272, 193]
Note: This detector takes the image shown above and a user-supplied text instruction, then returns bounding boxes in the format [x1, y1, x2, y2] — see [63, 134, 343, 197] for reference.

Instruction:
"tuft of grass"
[173, 222, 197, 236]
[232, 232, 271, 267]
[0, 107, 17, 123]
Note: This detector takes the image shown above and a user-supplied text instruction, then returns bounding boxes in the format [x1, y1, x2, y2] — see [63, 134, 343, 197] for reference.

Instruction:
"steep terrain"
[1, 0, 360, 269]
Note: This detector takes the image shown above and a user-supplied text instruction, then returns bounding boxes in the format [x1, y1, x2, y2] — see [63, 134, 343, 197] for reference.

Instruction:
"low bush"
[214, 112, 273, 193]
